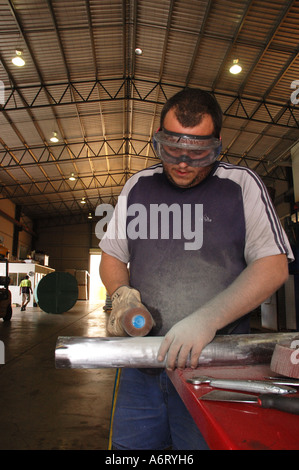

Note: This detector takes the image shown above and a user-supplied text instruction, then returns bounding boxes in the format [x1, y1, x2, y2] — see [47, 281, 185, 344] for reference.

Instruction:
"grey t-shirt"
[100, 162, 293, 335]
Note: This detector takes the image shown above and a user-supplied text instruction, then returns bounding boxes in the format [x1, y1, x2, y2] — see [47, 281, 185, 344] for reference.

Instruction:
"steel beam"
[2, 78, 299, 129]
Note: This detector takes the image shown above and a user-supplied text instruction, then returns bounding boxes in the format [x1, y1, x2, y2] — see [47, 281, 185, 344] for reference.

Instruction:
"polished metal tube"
[55, 332, 299, 369]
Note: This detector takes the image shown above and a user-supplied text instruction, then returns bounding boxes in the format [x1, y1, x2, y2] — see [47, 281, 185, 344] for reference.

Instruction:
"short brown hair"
[160, 88, 222, 138]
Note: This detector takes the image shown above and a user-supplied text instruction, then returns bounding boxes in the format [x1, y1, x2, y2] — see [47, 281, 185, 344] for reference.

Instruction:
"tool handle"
[259, 394, 299, 415]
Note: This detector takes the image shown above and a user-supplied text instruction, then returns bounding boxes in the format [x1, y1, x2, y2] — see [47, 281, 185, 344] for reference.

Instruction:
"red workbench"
[167, 364, 299, 450]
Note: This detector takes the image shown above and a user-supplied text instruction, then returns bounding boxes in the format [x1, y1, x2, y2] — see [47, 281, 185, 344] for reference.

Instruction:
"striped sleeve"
[216, 163, 294, 264]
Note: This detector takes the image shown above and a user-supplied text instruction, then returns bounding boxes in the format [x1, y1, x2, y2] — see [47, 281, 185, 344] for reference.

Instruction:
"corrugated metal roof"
[0, 0, 299, 221]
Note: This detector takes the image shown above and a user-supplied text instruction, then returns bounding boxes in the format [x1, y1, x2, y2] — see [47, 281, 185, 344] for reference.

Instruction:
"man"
[99, 88, 293, 450]
[19, 275, 33, 311]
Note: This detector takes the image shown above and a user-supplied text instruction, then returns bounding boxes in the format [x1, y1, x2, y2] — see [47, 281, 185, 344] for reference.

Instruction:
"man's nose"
[177, 160, 189, 168]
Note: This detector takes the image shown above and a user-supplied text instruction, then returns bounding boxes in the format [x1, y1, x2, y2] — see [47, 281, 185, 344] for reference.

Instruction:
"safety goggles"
[153, 128, 222, 167]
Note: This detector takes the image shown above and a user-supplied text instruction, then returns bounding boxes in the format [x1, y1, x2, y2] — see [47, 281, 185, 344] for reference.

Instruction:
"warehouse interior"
[1, 0, 299, 450]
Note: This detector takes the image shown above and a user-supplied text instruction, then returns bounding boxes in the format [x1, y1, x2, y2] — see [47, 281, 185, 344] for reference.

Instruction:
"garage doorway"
[89, 251, 106, 303]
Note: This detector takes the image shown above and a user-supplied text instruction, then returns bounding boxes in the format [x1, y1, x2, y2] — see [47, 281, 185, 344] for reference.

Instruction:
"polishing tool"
[270, 336, 299, 379]
[109, 286, 155, 337]
[121, 306, 155, 336]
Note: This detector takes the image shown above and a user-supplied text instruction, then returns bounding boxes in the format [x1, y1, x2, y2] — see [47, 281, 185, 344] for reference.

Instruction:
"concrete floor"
[0, 300, 274, 451]
[0, 301, 116, 450]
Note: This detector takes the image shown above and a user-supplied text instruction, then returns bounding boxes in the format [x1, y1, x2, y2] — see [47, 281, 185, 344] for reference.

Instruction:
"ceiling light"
[69, 173, 76, 181]
[88, 212, 92, 219]
[135, 48, 143, 56]
[50, 131, 59, 143]
[12, 49, 25, 67]
[81, 197, 86, 204]
[229, 59, 242, 75]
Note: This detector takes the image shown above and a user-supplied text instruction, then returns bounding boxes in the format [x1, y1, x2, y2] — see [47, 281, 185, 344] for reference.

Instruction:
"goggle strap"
[162, 128, 219, 141]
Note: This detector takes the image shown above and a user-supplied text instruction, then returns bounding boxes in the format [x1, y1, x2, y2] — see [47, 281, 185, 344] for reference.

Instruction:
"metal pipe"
[55, 332, 299, 369]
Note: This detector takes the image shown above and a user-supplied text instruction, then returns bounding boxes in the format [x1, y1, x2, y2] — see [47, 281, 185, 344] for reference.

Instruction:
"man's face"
[162, 109, 215, 188]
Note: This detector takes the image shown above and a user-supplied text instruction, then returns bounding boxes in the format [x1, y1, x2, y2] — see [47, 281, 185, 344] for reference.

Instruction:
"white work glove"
[157, 309, 217, 370]
[107, 285, 155, 337]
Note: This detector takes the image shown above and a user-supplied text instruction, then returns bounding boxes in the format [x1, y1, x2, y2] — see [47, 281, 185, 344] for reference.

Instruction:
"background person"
[19, 275, 33, 311]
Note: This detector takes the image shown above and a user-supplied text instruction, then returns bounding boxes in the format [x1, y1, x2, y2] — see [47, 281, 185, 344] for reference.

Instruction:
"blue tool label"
[132, 315, 145, 329]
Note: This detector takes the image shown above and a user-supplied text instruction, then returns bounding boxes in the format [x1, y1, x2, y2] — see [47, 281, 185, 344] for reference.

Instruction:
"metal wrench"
[265, 377, 299, 387]
[186, 376, 297, 395]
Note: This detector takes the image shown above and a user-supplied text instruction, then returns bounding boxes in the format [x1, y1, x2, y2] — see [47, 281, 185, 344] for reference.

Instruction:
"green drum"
[35, 272, 78, 314]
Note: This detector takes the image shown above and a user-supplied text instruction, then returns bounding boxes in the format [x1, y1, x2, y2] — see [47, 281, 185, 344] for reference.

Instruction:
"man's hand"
[157, 310, 217, 370]
[158, 255, 289, 370]
[107, 285, 155, 336]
